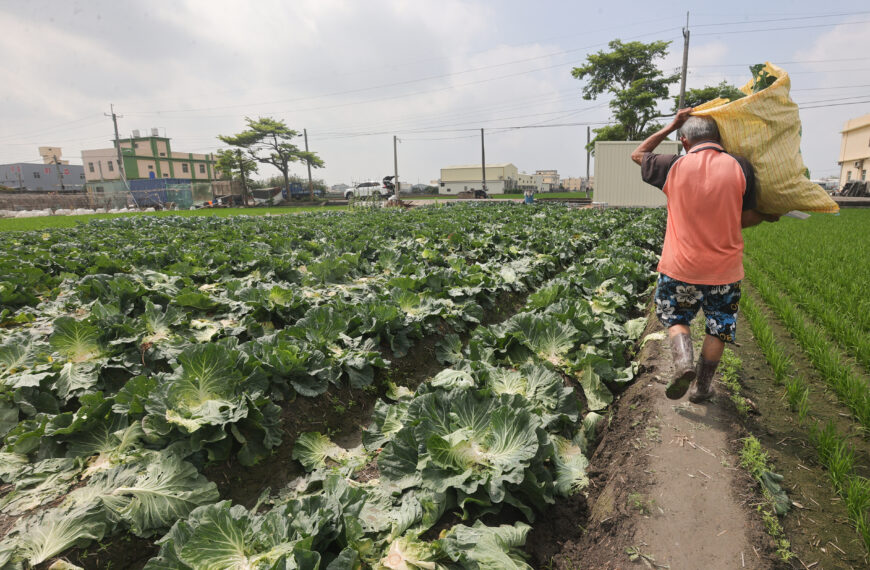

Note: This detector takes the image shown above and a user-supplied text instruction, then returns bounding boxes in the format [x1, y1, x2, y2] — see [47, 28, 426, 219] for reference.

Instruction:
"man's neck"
[688, 139, 722, 150]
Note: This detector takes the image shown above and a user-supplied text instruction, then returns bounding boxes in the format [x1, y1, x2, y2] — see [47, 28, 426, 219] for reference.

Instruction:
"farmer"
[631, 108, 777, 403]
[523, 186, 535, 204]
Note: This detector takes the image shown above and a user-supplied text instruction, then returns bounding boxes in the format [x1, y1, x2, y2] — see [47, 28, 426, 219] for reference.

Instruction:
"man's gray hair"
[678, 116, 720, 144]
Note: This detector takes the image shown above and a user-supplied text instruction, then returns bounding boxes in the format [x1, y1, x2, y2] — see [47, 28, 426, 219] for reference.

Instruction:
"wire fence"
[0, 179, 244, 214]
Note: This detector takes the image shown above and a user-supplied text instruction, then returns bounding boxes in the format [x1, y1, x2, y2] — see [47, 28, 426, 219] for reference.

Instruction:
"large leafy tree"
[218, 117, 324, 199]
[675, 81, 745, 111]
[572, 39, 680, 149]
[215, 149, 258, 202]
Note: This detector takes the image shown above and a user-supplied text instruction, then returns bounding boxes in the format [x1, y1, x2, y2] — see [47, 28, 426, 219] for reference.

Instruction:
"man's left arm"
[738, 158, 780, 227]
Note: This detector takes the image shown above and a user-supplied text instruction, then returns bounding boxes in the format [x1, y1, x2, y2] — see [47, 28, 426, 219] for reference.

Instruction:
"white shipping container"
[594, 141, 681, 207]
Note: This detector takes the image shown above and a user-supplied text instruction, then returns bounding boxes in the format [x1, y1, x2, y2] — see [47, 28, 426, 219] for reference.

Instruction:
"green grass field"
[0, 205, 349, 232]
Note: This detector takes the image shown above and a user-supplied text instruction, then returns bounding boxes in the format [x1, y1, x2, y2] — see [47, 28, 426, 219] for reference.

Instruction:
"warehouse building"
[81, 130, 218, 182]
[838, 113, 870, 188]
[439, 163, 519, 194]
[593, 141, 679, 207]
[0, 147, 85, 191]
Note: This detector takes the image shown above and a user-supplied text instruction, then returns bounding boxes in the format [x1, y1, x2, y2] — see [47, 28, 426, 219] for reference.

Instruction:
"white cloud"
[792, 20, 870, 178]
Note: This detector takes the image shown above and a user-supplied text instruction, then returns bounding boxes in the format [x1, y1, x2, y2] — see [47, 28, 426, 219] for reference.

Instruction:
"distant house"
[82, 131, 218, 183]
[535, 169, 560, 188]
[838, 113, 870, 188]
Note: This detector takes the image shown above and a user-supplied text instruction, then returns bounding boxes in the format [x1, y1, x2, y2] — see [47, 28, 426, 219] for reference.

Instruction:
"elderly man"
[630, 108, 775, 402]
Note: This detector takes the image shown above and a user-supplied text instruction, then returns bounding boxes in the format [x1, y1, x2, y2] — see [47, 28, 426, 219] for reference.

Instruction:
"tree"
[218, 117, 324, 200]
[215, 149, 258, 182]
[215, 149, 258, 203]
[572, 39, 680, 150]
[675, 81, 745, 111]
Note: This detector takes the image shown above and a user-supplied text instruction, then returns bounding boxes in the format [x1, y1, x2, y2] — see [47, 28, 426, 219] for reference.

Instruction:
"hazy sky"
[1, 1, 868, 185]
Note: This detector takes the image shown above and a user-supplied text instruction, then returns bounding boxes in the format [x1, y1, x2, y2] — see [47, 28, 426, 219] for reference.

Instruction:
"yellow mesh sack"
[692, 62, 838, 214]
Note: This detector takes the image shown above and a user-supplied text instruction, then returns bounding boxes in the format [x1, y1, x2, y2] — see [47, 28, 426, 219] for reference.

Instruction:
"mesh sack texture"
[692, 62, 838, 214]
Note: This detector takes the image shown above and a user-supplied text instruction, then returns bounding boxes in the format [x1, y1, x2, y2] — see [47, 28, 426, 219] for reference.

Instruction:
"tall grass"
[745, 259, 870, 430]
[747, 252, 870, 374]
[741, 287, 870, 551]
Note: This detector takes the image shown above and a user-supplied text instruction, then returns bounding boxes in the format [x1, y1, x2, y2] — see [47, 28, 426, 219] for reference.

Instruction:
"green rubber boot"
[689, 357, 719, 403]
[665, 333, 696, 400]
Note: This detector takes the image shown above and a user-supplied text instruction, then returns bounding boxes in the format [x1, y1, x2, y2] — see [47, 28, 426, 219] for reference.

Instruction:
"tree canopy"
[572, 39, 679, 150]
[215, 149, 258, 183]
[674, 81, 746, 111]
[218, 117, 324, 199]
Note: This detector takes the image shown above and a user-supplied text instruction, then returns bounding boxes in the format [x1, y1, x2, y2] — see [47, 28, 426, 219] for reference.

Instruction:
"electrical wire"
[691, 10, 870, 27]
[694, 19, 870, 37]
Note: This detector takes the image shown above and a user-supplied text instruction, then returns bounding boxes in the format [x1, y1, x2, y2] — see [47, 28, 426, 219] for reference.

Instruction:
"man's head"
[678, 116, 720, 151]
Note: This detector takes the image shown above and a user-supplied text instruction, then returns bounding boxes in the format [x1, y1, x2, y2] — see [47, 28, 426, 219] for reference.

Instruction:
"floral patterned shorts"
[654, 274, 742, 343]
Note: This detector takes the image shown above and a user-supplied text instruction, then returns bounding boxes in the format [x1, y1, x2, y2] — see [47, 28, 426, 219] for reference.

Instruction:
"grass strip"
[718, 349, 752, 416]
[745, 259, 870, 430]
[0, 205, 349, 232]
[740, 287, 870, 552]
[738, 436, 794, 562]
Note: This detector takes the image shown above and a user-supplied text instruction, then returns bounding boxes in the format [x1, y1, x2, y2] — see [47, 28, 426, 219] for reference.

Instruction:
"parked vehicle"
[282, 182, 322, 200]
[457, 189, 490, 199]
[346, 181, 386, 200]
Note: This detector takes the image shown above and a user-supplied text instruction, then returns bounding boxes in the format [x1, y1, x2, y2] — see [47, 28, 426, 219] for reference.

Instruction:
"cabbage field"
[0, 204, 666, 568]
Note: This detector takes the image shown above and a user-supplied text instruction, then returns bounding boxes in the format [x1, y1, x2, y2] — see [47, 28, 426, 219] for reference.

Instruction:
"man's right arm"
[630, 107, 693, 165]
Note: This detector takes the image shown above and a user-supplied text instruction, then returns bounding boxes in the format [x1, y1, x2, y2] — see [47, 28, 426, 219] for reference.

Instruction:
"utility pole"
[393, 135, 399, 196]
[586, 126, 591, 196]
[304, 128, 314, 200]
[104, 104, 127, 188]
[480, 128, 487, 193]
[678, 12, 690, 110]
[236, 149, 248, 205]
[52, 154, 65, 191]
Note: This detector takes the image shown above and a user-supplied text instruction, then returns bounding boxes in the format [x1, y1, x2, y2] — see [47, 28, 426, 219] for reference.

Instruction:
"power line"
[125, 26, 683, 118]
[801, 99, 870, 109]
[692, 10, 870, 28]
[694, 19, 870, 37]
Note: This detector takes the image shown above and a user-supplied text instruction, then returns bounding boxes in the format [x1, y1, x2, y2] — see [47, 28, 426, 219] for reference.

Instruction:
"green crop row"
[143, 216, 663, 569]
[0, 205, 667, 568]
[745, 258, 870, 430]
[740, 290, 870, 551]
[745, 251, 870, 374]
[743, 211, 870, 335]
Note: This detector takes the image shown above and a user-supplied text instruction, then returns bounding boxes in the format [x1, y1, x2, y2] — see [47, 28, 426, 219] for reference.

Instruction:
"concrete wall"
[441, 179, 511, 194]
[594, 140, 680, 207]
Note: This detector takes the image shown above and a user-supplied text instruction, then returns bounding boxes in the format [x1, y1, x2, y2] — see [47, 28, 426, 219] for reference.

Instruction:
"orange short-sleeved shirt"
[641, 143, 756, 286]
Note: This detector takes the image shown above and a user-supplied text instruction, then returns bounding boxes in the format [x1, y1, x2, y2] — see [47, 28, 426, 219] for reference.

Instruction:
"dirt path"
[536, 318, 775, 569]
[634, 380, 760, 568]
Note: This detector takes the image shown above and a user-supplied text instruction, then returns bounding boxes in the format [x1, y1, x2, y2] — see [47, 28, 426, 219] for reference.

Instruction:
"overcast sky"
[1, 0, 868, 186]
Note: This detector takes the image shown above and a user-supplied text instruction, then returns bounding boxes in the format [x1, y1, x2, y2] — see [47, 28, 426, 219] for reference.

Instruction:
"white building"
[439, 163, 519, 194]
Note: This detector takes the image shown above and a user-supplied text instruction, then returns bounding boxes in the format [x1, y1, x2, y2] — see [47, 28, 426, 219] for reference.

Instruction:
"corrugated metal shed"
[594, 141, 680, 207]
